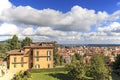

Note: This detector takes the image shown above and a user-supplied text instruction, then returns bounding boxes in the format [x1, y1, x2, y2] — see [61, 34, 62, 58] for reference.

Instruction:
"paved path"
[0, 70, 18, 80]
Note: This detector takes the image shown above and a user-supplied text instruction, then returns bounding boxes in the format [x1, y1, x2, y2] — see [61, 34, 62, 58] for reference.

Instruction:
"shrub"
[112, 54, 120, 75]
[12, 70, 32, 80]
[32, 68, 66, 73]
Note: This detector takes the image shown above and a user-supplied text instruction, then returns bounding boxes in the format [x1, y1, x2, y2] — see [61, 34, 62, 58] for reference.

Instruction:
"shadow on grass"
[48, 73, 72, 80]
[112, 73, 120, 80]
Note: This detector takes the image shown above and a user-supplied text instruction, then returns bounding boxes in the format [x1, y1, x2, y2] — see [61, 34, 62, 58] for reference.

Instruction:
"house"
[7, 42, 55, 70]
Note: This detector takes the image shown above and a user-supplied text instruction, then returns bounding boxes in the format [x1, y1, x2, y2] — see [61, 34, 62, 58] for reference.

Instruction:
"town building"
[7, 42, 55, 70]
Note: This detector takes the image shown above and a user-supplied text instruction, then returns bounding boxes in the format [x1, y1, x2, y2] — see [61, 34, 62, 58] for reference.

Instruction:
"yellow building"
[7, 42, 54, 70]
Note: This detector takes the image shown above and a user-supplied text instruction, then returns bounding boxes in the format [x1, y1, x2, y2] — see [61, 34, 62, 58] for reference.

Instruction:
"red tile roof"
[7, 50, 24, 55]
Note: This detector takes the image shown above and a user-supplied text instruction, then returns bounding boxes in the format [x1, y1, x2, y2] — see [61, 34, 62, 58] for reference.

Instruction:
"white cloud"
[35, 27, 67, 37]
[0, 23, 19, 35]
[98, 22, 120, 33]
[0, 5, 110, 31]
[0, 0, 12, 14]
[0, 0, 120, 44]
[117, 2, 120, 6]
[22, 27, 35, 36]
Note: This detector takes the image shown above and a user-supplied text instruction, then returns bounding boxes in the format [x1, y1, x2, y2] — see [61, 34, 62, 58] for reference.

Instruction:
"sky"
[0, 0, 120, 44]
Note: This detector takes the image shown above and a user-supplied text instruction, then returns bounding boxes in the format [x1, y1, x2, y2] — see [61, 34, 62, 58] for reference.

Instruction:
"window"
[21, 64, 24, 67]
[21, 57, 24, 62]
[47, 51, 51, 56]
[47, 57, 51, 61]
[48, 64, 50, 68]
[36, 58, 39, 61]
[14, 64, 16, 68]
[36, 51, 39, 56]
[14, 57, 16, 62]
[35, 64, 40, 69]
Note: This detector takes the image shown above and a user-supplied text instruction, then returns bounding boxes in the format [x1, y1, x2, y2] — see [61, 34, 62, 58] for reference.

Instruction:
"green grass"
[32, 72, 120, 80]
[32, 73, 58, 80]
[112, 73, 120, 80]
[32, 72, 71, 80]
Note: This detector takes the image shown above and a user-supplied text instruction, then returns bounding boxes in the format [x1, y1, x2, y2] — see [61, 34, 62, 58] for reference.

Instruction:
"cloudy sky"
[0, 0, 120, 44]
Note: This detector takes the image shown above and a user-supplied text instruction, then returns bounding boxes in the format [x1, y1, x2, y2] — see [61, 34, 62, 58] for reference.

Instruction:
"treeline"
[0, 35, 32, 58]
[66, 54, 120, 80]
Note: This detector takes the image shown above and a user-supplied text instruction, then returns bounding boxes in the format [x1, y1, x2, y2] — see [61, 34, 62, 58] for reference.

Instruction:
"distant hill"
[0, 40, 21, 43]
[0, 40, 6, 43]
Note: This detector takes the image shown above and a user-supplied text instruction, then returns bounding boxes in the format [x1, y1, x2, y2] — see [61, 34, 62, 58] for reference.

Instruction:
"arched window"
[35, 64, 40, 69]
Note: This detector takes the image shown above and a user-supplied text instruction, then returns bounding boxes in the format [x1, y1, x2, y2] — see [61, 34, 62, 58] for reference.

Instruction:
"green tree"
[12, 70, 32, 80]
[0, 43, 8, 53]
[71, 55, 77, 63]
[89, 54, 111, 80]
[53, 42, 61, 66]
[60, 55, 64, 65]
[6, 39, 12, 50]
[112, 54, 120, 75]
[21, 37, 32, 47]
[11, 35, 18, 49]
[75, 53, 82, 60]
[6, 35, 19, 50]
[67, 61, 92, 80]
[55, 54, 61, 66]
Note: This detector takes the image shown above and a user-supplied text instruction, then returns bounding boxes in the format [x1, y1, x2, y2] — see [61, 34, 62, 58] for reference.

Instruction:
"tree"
[60, 55, 64, 65]
[71, 55, 77, 63]
[112, 54, 120, 75]
[75, 53, 82, 60]
[0, 43, 8, 53]
[11, 35, 18, 49]
[53, 42, 61, 66]
[89, 54, 111, 80]
[67, 61, 92, 80]
[12, 70, 32, 80]
[6, 35, 19, 50]
[55, 54, 61, 66]
[21, 37, 32, 47]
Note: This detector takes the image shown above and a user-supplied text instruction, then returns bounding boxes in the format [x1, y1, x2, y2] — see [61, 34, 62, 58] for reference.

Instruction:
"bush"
[12, 70, 32, 80]
[32, 68, 67, 73]
[112, 54, 120, 75]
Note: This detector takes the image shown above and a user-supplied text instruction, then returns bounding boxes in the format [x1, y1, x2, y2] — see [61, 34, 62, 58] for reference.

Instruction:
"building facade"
[7, 42, 54, 70]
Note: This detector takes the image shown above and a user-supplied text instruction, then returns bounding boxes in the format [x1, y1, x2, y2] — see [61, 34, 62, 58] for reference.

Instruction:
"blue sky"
[10, 0, 120, 13]
[0, 0, 120, 44]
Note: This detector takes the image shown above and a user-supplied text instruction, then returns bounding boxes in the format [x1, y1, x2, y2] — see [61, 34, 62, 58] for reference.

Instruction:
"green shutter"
[21, 64, 24, 67]
[36, 51, 39, 56]
[36, 58, 39, 61]
[14, 57, 16, 62]
[14, 64, 16, 68]
[21, 57, 24, 62]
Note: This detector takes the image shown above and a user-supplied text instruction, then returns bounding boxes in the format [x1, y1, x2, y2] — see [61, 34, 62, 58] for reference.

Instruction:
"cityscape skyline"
[0, 0, 120, 44]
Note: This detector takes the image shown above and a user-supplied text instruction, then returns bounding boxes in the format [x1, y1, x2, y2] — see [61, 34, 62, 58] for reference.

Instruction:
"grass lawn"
[112, 73, 120, 80]
[32, 72, 120, 80]
[32, 72, 71, 80]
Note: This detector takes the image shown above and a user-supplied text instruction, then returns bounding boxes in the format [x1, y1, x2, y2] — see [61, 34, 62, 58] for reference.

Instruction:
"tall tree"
[71, 55, 77, 63]
[112, 54, 120, 75]
[55, 54, 61, 66]
[11, 35, 18, 49]
[67, 61, 92, 80]
[60, 55, 64, 65]
[89, 54, 111, 80]
[75, 53, 82, 60]
[7, 35, 19, 50]
[21, 37, 32, 47]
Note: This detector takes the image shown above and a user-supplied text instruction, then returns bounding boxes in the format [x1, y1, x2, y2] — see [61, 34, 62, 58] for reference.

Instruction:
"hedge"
[31, 67, 67, 73]
[113, 69, 120, 75]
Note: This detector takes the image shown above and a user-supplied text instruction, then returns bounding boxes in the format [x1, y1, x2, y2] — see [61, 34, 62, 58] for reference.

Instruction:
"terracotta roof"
[7, 50, 24, 55]
[24, 46, 54, 49]
[29, 42, 55, 47]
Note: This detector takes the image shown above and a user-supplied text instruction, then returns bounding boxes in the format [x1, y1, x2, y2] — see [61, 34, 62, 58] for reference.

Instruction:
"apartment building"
[7, 42, 54, 70]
